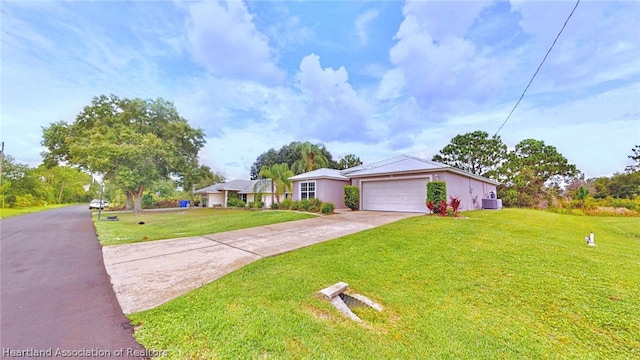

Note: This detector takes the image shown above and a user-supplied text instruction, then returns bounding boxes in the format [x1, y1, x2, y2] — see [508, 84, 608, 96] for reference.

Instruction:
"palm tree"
[291, 142, 328, 174]
[257, 165, 276, 205]
[271, 163, 293, 203]
[255, 163, 294, 204]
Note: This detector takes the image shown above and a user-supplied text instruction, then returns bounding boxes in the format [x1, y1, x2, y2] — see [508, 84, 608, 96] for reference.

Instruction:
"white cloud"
[355, 9, 379, 46]
[295, 54, 375, 143]
[375, 68, 405, 101]
[388, 2, 515, 115]
[401, 0, 491, 39]
[510, 0, 640, 92]
[265, 14, 313, 50]
[185, 0, 284, 83]
[172, 74, 294, 137]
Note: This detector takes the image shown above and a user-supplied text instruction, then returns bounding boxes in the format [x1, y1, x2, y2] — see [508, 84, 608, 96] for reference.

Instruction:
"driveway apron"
[102, 211, 419, 314]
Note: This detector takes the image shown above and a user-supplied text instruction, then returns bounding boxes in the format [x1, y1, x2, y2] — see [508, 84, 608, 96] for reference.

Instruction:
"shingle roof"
[289, 168, 349, 181]
[194, 183, 225, 194]
[347, 155, 450, 177]
[195, 179, 273, 194]
[238, 179, 273, 194]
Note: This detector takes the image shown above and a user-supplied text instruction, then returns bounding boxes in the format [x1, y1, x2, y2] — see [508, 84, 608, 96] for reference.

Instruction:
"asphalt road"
[1, 205, 148, 359]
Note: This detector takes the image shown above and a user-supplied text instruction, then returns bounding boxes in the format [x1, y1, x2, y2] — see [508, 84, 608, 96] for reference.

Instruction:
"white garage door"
[362, 178, 428, 212]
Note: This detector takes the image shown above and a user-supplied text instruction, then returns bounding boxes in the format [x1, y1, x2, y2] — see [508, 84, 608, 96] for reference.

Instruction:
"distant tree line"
[250, 141, 362, 180]
[432, 131, 639, 207]
[0, 155, 95, 208]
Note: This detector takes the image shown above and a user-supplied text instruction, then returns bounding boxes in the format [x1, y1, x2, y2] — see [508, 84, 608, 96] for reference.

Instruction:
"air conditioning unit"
[482, 198, 502, 210]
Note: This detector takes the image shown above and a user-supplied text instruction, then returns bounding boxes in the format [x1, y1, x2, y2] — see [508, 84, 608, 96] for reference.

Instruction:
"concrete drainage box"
[319, 282, 383, 322]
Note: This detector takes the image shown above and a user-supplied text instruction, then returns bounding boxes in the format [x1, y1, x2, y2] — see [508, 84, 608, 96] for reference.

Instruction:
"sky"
[1, 0, 639, 181]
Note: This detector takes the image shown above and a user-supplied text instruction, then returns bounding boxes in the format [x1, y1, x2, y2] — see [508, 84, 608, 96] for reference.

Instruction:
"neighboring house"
[290, 155, 501, 213]
[195, 179, 275, 208]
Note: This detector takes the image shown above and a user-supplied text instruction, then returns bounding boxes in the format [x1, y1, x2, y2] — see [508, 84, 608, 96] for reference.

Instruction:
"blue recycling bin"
[179, 200, 190, 208]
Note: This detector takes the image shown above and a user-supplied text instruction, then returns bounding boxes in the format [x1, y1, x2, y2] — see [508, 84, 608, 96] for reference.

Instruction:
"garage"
[361, 178, 429, 212]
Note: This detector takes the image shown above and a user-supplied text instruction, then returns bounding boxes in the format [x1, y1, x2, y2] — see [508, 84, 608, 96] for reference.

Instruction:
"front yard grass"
[129, 209, 640, 359]
[0, 204, 73, 219]
[94, 208, 316, 246]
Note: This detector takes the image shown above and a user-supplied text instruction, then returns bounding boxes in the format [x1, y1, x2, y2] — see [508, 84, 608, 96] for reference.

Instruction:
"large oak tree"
[41, 95, 205, 212]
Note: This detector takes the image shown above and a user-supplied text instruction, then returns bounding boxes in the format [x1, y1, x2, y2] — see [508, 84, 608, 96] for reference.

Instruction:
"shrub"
[247, 200, 264, 209]
[344, 185, 360, 210]
[227, 197, 246, 208]
[321, 202, 335, 214]
[290, 201, 300, 211]
[13, 194, 43, 208]
[270, 202, 280, 210]
[142, 192, 155, 208]
[427, 181, 447, 214]
[426, 201, 435, 214]
[439, 199, 448, 217]
[156, 199, 180, 208]
[298, 199, 312, 212]
[308, 198, 322, 212]
[280, 199, 292, 210]
[449, 195, 461, 216]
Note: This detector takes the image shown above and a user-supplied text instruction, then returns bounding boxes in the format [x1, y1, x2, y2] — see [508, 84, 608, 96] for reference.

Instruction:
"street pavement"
[1, 205, 148, 359]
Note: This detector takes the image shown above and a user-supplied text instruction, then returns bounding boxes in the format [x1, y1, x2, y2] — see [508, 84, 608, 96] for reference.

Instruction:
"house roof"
[195, 179, 273, 194]
[289, 168, 349, 181]
[194, 183, 226, 194]
[348, 155, 500, 185]
[288, 154, 500, 185]
[346, 155, 447, 177]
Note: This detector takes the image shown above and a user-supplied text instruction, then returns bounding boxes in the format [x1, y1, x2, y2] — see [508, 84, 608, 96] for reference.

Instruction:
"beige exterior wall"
[292, 179, 350, 208]
[207, 193, 224, 207]
[435, 172, 497, 211]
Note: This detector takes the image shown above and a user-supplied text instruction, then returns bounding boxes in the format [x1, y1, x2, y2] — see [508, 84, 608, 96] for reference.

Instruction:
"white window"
[300, 181, 316, 199]
[240, 194, 247, 203]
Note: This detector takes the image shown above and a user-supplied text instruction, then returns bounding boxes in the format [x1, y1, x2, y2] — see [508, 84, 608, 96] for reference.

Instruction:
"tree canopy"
[497, 139, 579, 207]
[255, 163, 294, 204]
[1, 154, 94, 208]
[433, 131, 581, 207]
[184, 165, 225, 192]
[41, 95, 205, 212]
[338, 154, 363, 170]
[250, 141, 340, 179]
[291, 142, 329, 174]
[625, 145, 640, 173]
[432, 130, 507, 178]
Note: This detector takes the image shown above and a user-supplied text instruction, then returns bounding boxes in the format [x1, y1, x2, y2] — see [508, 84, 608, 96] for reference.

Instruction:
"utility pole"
[0, 141, 4, 184]
[0, 142, 4, 208]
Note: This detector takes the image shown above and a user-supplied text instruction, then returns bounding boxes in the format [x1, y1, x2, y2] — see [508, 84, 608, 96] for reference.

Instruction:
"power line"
[495, 0, 581, 136]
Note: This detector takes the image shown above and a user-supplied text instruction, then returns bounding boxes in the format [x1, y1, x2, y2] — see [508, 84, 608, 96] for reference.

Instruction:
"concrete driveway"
[102, 211, 419, 314]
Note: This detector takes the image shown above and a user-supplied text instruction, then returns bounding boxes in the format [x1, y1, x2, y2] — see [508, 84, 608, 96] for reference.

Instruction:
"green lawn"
[94, 208, 316, 246]
[0, 204, 73, 219]
[128, 209, 640, 359]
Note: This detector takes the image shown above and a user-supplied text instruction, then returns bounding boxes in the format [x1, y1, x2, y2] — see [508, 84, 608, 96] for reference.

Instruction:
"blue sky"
[2, 0, 639, 180]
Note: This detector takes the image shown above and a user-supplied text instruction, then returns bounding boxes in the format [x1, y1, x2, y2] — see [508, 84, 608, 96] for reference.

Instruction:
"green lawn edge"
[128, 209, 640, 359]
[0, 204, 75, 219]
[93, 208, 316, 246]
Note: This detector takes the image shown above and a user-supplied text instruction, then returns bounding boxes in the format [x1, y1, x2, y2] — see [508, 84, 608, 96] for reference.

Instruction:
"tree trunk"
[125, 192, 132, 210]
[132, 187, 144, 212]
[57, 183, 64, 203]
[271, 182, 275, 205]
